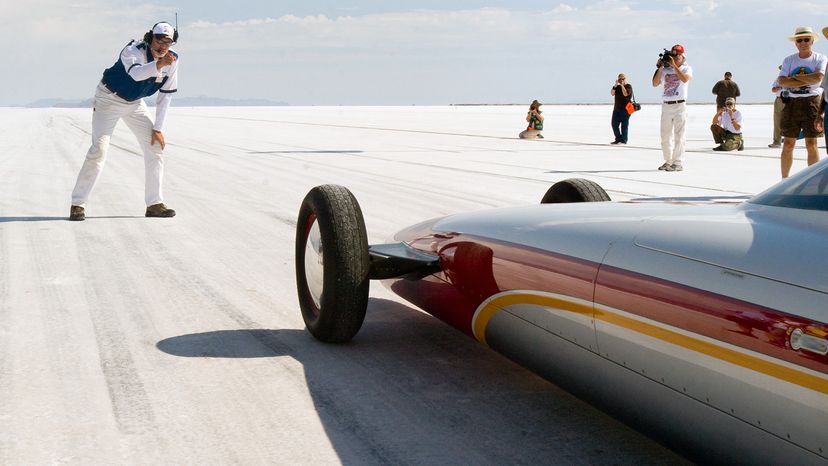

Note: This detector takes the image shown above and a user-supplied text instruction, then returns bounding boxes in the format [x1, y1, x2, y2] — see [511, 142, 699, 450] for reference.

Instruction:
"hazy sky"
[4, 1, 828, 105]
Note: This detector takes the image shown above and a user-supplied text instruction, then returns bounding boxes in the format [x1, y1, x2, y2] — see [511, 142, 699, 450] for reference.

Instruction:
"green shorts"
[781, 95, 824, 139]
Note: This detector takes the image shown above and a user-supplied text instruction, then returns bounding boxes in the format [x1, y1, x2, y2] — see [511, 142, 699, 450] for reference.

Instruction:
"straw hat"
[789, 26, 819, 42]
[823, 26, 828, 40]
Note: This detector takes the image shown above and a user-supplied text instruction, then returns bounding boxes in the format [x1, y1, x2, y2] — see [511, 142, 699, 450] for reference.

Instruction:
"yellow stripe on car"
[472, 291, 828, 395]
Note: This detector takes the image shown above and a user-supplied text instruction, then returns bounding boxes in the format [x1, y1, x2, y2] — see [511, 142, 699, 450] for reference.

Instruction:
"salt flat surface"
[0, 104, 816, 464]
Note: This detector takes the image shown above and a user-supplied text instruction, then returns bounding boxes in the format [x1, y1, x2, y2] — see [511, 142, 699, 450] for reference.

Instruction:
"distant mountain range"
[23, 96, 289, 108]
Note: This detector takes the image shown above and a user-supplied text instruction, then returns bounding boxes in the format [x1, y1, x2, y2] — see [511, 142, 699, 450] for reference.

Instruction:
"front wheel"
[541, 179, 611, 203]
[295, 185, 370, 343]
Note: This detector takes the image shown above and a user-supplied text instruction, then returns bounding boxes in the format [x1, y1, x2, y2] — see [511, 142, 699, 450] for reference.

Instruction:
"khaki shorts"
[781, 95, 824, 138]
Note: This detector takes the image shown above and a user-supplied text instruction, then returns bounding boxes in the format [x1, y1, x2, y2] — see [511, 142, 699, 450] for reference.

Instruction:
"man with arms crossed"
[70, 22, 180, 220]
[652, 44, 693, 172]
[777, 26, 826, 178]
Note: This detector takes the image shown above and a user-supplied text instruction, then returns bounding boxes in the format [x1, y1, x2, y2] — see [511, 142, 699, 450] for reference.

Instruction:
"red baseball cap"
[672, 44, 685, 54]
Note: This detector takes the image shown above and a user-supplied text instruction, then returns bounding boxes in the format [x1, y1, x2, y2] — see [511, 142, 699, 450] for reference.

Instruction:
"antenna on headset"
[175, 12, 178, 31]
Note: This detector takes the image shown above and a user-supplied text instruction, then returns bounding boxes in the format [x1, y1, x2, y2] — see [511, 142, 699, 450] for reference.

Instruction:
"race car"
[294, 160, 828, 464]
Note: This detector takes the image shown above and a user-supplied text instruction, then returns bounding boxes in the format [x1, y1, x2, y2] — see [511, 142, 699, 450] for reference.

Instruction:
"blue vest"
[101, 41, 174, 102]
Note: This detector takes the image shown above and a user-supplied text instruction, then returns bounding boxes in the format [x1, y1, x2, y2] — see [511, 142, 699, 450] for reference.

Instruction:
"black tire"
[295, 185, 370, 343]
[540, 178, 611, 204]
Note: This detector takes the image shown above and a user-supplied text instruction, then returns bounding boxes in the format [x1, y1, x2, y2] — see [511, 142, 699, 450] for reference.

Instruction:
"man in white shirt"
[652, 44, 693, 172]
[711, 97, 743, 151]
[777, 26, 826, 178]
[70, 22, 180, 221]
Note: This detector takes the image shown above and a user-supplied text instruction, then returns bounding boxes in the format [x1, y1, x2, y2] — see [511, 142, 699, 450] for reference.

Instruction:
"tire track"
[167, 119, 755, 198]
[180, 113, 796, 161]
[163, 141, 509, 211]
[0, 224, 11, 465]
[74, 229, 158, 436]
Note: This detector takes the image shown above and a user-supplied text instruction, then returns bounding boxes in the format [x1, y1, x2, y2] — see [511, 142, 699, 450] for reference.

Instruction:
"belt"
[664, 100, 685, 105]
[99, 81, 134, 102]
[102, 81, 119, 95]
[98, 81, 117, 95]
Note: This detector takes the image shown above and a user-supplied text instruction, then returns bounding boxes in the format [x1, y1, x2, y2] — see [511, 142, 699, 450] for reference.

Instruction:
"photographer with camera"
[610, 73, 633, 144]
[652, 44, 693, 172]
[777, 26, 826, 178]
[519, 100, 544, 139]
[69, 21, 180, 220]
[711, 97, 743, 151]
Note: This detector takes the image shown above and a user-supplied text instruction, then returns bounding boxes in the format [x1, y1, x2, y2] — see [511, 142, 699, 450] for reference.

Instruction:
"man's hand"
[151, 130, 166, 150]
[816, 115, 825, 133]
[155, 53, 176, 70]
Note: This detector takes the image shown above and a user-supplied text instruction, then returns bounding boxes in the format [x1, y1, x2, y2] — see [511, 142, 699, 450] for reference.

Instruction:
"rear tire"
[295, 185, 370, 343]
[541, 179, 611, 203]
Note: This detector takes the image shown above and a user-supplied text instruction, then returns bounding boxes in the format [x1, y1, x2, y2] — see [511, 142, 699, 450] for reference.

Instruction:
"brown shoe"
[145, 203, 176, 218]
[69, 205, 85, 221]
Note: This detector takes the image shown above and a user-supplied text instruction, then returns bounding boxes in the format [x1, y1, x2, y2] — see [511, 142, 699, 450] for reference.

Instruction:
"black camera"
[658, 48, 678, 67]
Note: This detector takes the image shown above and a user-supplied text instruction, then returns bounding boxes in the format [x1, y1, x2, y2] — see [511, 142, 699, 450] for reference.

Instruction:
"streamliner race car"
[294, 160, 828, 464]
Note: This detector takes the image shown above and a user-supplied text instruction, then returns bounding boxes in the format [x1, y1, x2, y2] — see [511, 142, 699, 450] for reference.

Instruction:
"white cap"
[152, 22, 175, 39]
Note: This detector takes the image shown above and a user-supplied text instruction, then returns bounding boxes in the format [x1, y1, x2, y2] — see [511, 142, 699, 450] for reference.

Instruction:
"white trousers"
[71, 84, 164, 207]
[659, 102, 688, 163]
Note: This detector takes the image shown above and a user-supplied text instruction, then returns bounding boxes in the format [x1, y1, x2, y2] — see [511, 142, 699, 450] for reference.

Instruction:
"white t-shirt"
[660, 63, 693, 101]
[717, 109, 742, 134]
[779, 51, 827, 98]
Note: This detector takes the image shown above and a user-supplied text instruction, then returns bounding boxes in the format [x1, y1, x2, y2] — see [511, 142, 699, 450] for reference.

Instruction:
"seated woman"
[519, 100, 544, 139]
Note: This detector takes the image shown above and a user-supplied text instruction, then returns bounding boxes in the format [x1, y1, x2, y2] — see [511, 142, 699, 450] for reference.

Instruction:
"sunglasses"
[796, 38, 811, 43]
[153, 35, 174, 46]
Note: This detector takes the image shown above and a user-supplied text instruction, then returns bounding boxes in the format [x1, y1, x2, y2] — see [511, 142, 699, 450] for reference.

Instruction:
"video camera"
[658, 48, 678, 68]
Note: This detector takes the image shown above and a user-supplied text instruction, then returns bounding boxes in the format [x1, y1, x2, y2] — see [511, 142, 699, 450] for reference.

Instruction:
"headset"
[143, 21, 179, 45]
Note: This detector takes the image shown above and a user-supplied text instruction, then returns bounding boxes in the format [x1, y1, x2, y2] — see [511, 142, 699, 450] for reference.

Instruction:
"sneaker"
[738, 140, 744, 151]
[713, 146, 725, 151]
[768, 142, 780, 148]
[658, 162, 672, 171]
[669, 162, 683, 172]
[69, 205, 85, 221]
[610, 141, 620, 145]
[618, 141, 626, 145]
[145, 203, 176, 218]
[536, 134, 544, 139]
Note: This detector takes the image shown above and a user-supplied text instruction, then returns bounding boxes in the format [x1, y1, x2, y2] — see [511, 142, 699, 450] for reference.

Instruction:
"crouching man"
[711, 97, 744, 151]
[69, 22, 180, 221]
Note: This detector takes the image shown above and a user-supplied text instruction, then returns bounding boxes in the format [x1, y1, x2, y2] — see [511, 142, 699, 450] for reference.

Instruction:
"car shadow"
[156, 298, 687, 465]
